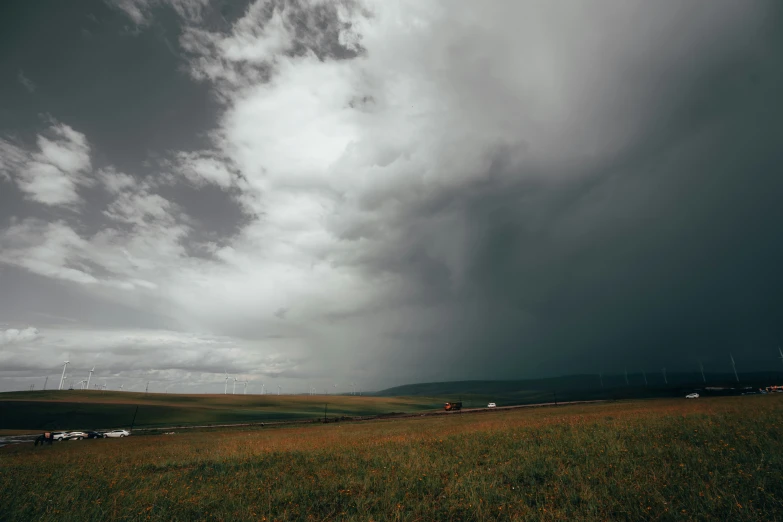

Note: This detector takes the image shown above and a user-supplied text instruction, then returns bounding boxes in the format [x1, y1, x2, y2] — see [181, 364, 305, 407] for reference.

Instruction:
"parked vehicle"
[86, 431, 104, 439]
[685, 393, 699, 399]
[444, 402, 462, 411]
[52, 432, 67, 441]
[66, 431, 87, 440]
[487, 403, 497, 408]
[103, 429, 130, 438]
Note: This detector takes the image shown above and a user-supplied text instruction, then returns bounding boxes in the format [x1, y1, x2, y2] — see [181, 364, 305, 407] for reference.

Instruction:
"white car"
[685, 393, 699, 399]
[103, 429, 130, 438]
[487, 403, 497, 408]
[52, 432, 68, 441]
[65, 431, 87, 440]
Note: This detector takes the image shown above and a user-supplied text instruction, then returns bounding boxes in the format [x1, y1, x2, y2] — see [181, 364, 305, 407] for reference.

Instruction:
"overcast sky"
[1, 0, 782, 393]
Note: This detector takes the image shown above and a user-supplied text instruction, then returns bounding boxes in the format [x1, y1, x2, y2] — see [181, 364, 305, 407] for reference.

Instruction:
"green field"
[1, 396, 781, 520]
[0, 391, 447, 431]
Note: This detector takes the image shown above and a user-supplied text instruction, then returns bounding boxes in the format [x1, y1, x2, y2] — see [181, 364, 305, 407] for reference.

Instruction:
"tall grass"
[1, 397, 781, 520]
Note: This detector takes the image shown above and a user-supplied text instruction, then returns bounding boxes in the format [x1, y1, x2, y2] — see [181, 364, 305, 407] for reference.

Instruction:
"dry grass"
[1, 396, 781, 520]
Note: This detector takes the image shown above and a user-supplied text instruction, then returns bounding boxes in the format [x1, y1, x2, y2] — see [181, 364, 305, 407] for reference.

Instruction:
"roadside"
[0, 399, 606, 448]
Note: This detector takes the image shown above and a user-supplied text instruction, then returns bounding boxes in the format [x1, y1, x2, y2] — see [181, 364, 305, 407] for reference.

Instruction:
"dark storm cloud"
[337, 5, 783, 379]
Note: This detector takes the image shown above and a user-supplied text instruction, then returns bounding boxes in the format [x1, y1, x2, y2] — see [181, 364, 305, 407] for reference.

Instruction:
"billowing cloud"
[108, 0, 209, 26]
[98, 167, 136, 195]
[172, 151, 237, 188]
[0, 326, 301, 392]
[0, 123, 92, 206]
[0, 327, 40, 346]
[0, 220, 99, 285]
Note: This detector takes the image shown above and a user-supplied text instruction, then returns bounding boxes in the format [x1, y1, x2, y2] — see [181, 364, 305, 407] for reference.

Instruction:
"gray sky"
[1, 0, 782, 393]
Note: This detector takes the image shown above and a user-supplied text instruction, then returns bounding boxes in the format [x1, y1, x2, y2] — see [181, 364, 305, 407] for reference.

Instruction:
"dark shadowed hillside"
[374, 372, 783, 405]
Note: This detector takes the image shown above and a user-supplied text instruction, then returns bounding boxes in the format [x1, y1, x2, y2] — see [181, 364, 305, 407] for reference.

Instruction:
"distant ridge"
[374, 371, 783, 399]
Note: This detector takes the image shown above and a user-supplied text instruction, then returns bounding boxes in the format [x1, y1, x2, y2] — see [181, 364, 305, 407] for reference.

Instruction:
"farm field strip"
[0, 392, 450, 432]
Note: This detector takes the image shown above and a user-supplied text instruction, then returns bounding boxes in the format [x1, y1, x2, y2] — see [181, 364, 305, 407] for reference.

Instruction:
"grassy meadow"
[1, 396, 782, 520]
[0, 391, 446, 431]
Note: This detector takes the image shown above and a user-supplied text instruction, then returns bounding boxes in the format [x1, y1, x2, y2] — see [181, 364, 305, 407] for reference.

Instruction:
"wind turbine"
[233, 377, 238, 395]
[598, 372, 604, 389]
[642, 371, 648, 386]
[730, 353, 739, 383]
[778, 347, 783, 369]
[277, 385, 281, 395]
[352, 382, 357, 395]
[224, 371, 229, 395]
[58, 361, 70, 390]
[624, 369, 629, 386]
[43, 376, 48, 390]
[699, 360, 706, 383]
[243, 381, 249, 394]
[86, 367, 95, 390]
[662, 367, 668, 385]
[119, 384, 124, 391]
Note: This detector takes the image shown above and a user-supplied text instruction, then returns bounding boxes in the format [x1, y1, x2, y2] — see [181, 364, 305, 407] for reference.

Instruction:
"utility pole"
[730, 353, 739, 383]
[324, 403, 328, 423]
[145, 381, 149, 394]
[552, 390, 558, 406]
[130, 405, 139, 433]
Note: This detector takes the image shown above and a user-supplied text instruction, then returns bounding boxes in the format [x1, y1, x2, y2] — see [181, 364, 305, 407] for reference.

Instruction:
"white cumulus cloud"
[0, 327, 41, 346]
[0, 123, 92, 207]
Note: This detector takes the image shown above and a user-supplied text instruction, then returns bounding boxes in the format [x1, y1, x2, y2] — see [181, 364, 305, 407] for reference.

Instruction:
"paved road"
[0, 399, 608, 446]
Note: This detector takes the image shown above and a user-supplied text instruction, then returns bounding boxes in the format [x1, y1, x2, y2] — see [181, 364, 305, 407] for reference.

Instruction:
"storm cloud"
[1, 0, 782, 392]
